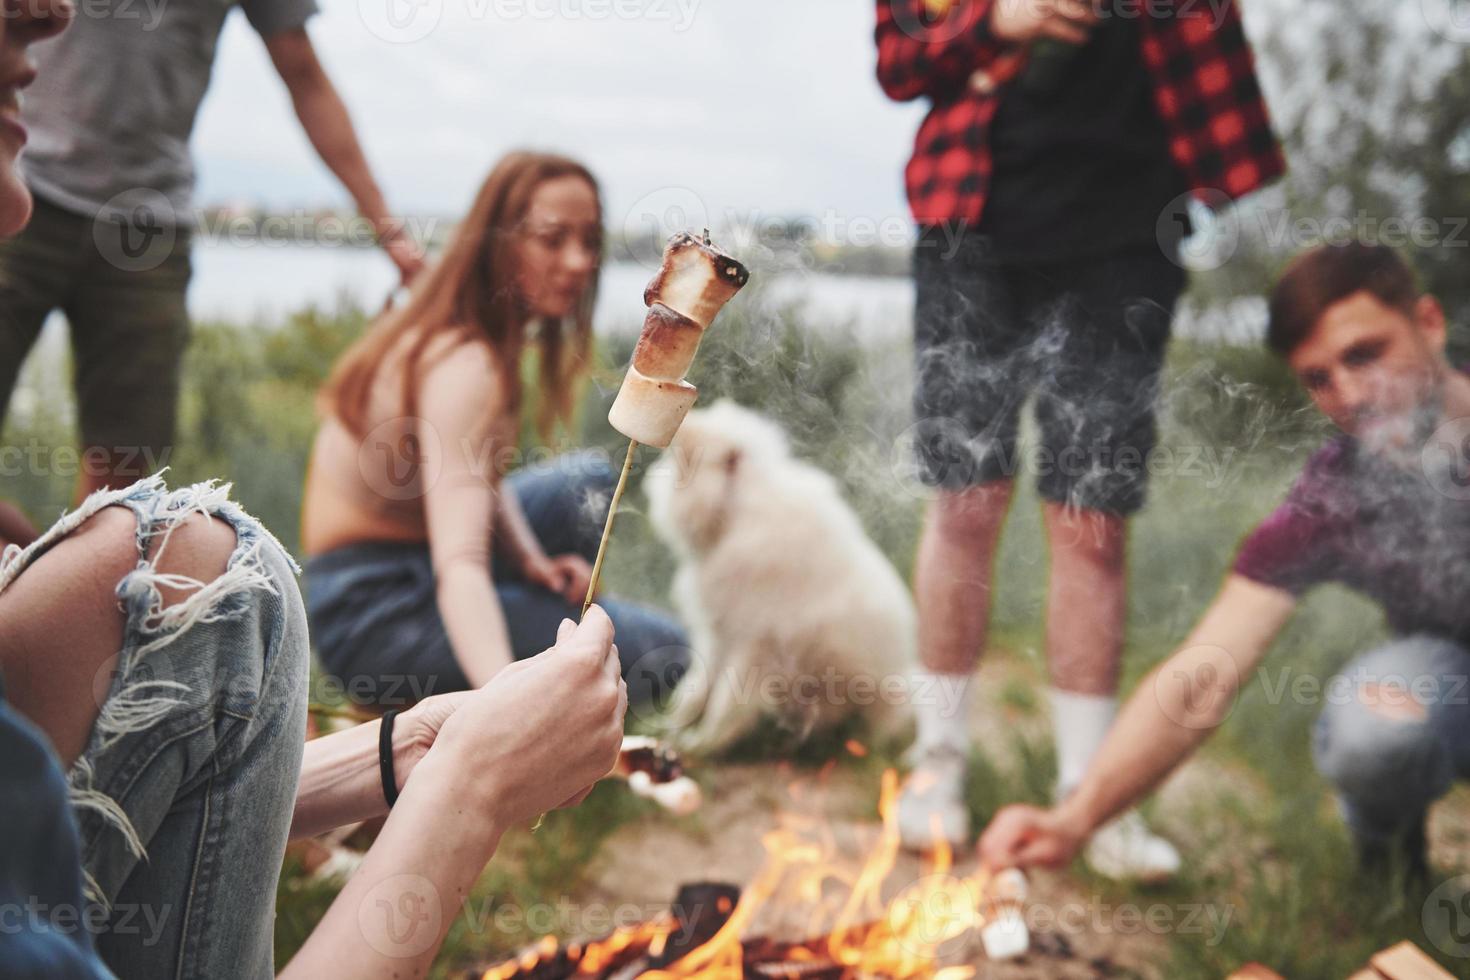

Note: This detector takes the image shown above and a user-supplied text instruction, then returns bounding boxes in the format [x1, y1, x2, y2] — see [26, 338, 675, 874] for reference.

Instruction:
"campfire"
[477, 771, 1028, 980]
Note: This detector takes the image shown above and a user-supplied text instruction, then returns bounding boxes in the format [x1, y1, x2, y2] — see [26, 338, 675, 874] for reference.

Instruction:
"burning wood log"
[475, 884, 739, 980]
[476, 773, 1062, 980]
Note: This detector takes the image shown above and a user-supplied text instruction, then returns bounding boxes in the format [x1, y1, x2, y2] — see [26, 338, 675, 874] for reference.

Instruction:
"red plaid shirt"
[875, 0, 1286, 226]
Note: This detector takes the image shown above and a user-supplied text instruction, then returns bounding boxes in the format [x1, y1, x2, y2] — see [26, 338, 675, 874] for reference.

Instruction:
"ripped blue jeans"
[0, 476, 309, 979]
[1312, 635, 1470, 844]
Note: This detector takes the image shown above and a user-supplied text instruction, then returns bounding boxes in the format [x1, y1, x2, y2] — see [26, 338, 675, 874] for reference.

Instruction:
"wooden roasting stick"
[579, 230, 751, 617]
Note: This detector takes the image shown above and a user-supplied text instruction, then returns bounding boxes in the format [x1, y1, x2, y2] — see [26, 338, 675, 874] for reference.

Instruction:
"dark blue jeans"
[0, 690, 111, 979]
[304, 451, 690, 707]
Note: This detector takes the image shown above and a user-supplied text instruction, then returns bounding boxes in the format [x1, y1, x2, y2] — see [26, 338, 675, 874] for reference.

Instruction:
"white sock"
[910, 671, 972, 754]
[1049, 688, 1117, 800]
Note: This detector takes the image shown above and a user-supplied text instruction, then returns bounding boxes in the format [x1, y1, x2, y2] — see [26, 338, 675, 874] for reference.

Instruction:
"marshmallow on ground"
[608, 369, 699, 448]
[632, 304, 705, 381]
[643, 232, 750, 328]
[627, 771, 703, 816]
[980, 869, 1030, 960]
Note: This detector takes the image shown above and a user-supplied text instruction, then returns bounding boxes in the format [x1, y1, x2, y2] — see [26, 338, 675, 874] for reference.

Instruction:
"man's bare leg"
[899, 481, 1013, 848]
[915, 481, 1015, 675]
[1043, 502, 1126, 699]
[1042, 501, 1179, 879]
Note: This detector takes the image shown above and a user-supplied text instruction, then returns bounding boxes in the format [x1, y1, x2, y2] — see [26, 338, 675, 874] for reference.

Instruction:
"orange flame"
[483, 769, 989, 979]
[638, 770, 988, 980]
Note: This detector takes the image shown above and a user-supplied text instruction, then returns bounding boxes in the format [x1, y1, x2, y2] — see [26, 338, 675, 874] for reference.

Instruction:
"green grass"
[5, 286, 1467, 977]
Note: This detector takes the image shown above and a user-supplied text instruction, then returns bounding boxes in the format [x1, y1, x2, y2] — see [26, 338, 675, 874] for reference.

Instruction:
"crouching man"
[980, 242, 1470, 886]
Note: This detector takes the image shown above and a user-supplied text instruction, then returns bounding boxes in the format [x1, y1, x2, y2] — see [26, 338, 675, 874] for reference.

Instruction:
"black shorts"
[910, 230, 1185, 515]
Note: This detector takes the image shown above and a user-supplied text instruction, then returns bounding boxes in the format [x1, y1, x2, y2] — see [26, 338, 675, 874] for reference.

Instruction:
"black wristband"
[379, 709, 400, 809]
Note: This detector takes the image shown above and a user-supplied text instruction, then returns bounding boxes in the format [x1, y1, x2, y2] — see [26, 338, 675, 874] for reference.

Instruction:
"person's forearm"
[290, 709, 434, 841]
[875, 0, 1007, 102]
[436, 561, 515, 686]
[280, 747, 507, 980]
[493, 484, 546, 574]
[1057, 645, 1238, 837]
[290, 78, 391, 228]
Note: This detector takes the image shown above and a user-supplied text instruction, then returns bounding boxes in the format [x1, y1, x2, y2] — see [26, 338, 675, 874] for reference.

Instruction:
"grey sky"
[195, 0, 929, 230]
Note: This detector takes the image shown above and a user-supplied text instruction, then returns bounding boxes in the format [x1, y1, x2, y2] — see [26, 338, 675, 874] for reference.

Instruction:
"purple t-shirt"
[1235, 435, 1470, 644]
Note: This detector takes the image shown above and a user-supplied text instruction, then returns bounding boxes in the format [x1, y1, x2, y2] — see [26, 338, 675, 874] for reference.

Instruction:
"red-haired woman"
[302, 151, 688, 707]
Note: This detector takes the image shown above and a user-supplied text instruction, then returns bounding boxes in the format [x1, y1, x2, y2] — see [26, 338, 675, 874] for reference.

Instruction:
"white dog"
[645, 400, 915, 754]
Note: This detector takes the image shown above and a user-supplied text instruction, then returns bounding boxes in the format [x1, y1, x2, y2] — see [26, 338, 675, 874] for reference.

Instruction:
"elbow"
[276, 54, 330, 104]
[875, 66, 924, 103]
[433, 548, 492, 595]
[1152, 651, 1242, 733]
[879, 81, 923, 103]
[874, 39, 928, 102]
[284, 71, 328, 108]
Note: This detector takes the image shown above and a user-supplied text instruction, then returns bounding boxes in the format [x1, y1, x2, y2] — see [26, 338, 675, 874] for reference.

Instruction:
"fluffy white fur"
[645, 400, 916, 754]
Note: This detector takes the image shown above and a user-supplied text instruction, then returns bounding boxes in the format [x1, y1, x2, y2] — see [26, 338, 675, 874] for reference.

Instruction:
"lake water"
[23, 242, 1265, 371]
[186, 243, 916, 341]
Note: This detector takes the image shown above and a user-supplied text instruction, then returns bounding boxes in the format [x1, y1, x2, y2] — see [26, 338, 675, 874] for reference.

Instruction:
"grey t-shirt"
[20, 0, 318, 224]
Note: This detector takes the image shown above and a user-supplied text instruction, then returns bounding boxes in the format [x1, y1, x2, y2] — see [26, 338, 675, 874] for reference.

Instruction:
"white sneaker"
[896, 742, 970, 850]
[1083, 809, 1181, 882]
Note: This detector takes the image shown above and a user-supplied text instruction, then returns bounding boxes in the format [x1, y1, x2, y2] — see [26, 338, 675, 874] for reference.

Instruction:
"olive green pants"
[0, 194, 191, 476]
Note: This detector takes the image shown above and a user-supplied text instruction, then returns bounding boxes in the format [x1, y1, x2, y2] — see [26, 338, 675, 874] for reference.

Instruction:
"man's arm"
[979, 574, 1297, 869]
[875, 0, 1008, 102]
[874, 0, 1096, 102]
[263, 29, 424, 283]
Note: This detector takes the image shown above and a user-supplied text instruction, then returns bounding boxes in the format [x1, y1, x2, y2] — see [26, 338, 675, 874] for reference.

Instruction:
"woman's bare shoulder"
[418, 328, 501, 386]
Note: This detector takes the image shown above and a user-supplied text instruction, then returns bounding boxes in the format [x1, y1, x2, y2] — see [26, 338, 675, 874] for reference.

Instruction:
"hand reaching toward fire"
[978, 803, 1087, 871]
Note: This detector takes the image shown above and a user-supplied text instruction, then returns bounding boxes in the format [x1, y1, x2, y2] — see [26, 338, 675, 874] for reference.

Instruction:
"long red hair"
[320, 151, 601, 442]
